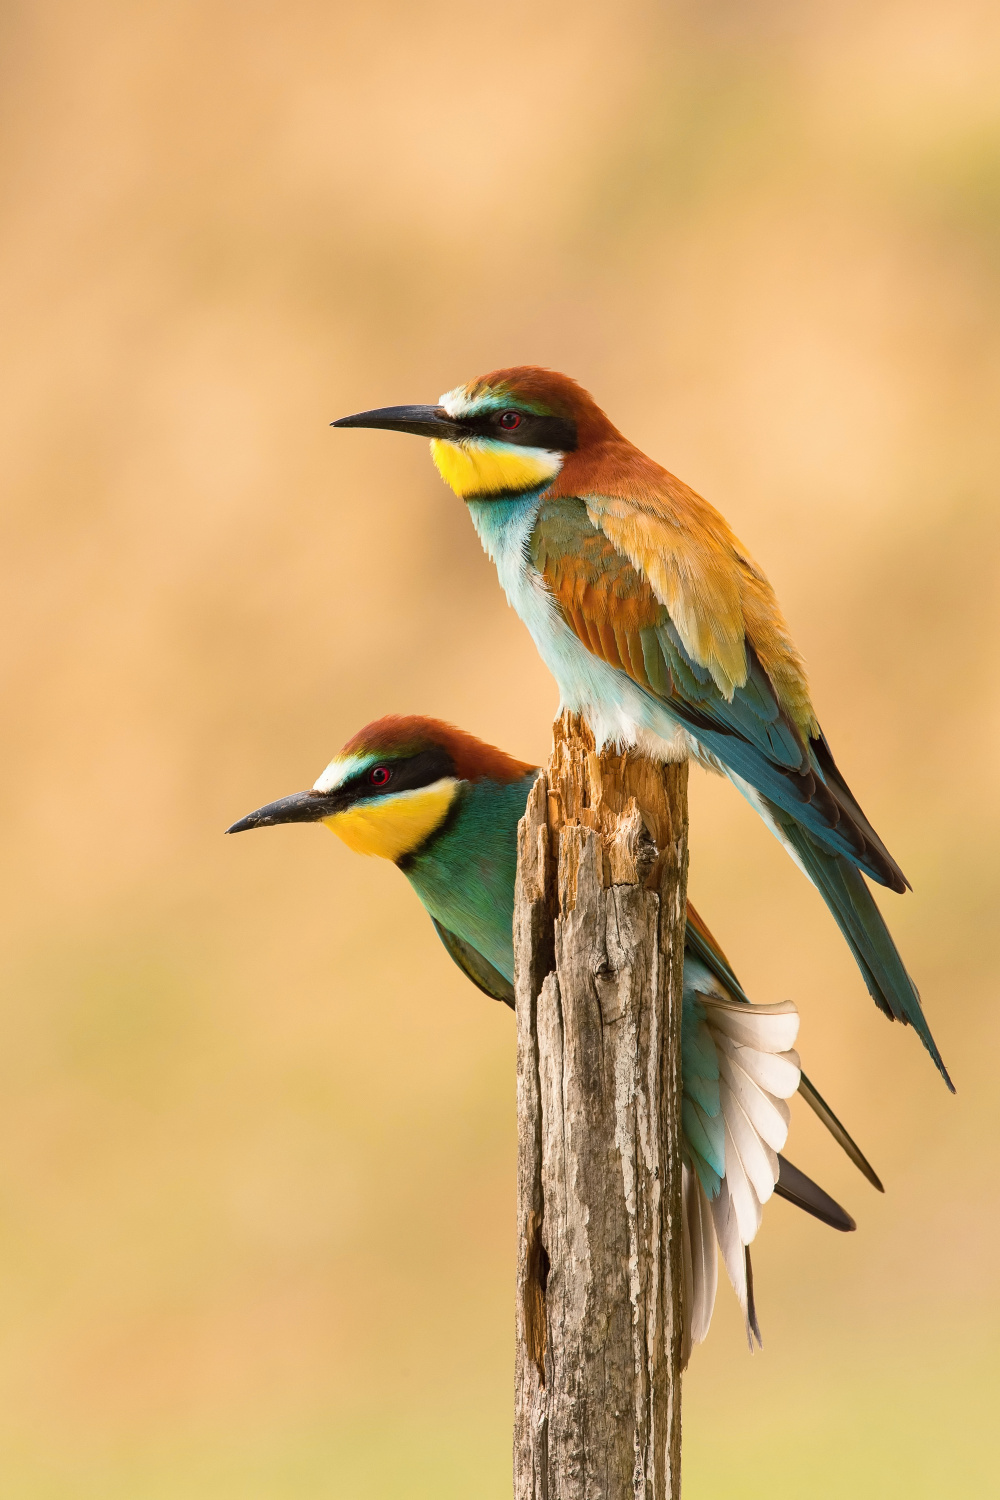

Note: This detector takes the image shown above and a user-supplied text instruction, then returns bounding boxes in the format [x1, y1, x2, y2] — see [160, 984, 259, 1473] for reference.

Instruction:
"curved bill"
[226, 789, 344, 835]
[330, 404, 465, 438]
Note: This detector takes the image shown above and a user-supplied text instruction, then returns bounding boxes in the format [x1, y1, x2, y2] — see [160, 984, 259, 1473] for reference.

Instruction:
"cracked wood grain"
[514, 713, 688, 1500]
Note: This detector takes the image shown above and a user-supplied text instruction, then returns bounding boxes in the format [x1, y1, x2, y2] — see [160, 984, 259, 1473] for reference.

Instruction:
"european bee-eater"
[332, 371, 951, 1089]
[228, 715, 881, 1354]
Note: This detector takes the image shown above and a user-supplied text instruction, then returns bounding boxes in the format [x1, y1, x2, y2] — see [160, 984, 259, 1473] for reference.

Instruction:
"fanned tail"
[686, 903, 886, 1191]
[683, 992, 801, 1352]
[681, 959, 871, 1358]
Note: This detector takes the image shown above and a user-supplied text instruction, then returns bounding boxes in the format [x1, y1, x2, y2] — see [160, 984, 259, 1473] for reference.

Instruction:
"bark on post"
[513, 712, 689, 1500]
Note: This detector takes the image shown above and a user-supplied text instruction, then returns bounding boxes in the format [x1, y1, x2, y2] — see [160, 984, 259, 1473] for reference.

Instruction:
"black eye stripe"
[342, 745, 456, 802]
[459, 409, 577, 452]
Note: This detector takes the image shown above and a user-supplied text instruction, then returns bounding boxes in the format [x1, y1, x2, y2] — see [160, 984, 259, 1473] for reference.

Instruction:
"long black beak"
[331, 404, 465, 439]
[226, 789, 345, 835]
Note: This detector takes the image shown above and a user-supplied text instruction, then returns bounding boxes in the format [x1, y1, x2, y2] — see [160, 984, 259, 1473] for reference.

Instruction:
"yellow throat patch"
[431, 438, 562, 499]
[323, 778, 458, 862]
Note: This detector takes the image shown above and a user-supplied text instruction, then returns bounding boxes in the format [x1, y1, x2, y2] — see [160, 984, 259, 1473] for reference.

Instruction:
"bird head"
[332, 366, 619, 501]
[227, 715, 535, 863]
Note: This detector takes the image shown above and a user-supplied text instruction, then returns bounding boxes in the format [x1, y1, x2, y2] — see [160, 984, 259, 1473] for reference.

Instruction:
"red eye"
[499, 411, 522, 430]
[368, 766, 392, 787]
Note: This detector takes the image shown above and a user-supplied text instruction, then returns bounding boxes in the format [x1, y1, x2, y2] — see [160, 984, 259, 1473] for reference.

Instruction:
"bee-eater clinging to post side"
[228, 714, 882, 1357]
[332, 371, 951, 1089]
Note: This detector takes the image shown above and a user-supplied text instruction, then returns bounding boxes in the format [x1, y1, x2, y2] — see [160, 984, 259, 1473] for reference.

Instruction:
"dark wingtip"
[924, 1039, 956, 1094]
[796, 1071, 885, 1192]
[775, 1155, 857, 1233]
[745, 1248, 763, 1351]
[931, 1036, 957, 1093]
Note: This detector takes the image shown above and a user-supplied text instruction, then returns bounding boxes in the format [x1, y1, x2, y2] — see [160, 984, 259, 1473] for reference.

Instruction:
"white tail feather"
[681, 1166, 718, 1367]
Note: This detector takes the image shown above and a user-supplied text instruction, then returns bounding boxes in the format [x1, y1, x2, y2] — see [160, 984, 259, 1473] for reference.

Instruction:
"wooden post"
[513, 712, 689, 1500]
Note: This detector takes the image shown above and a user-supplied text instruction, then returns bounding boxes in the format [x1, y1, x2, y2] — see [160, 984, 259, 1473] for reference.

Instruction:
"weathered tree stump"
[513, 712, 689, 1500]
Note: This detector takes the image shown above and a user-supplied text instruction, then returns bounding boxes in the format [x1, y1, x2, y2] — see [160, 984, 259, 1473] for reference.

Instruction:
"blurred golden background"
[2, 1, 998, 1494]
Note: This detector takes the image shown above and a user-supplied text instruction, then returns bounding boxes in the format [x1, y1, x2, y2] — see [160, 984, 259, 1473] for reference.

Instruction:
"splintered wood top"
[546, 711, 688, 890]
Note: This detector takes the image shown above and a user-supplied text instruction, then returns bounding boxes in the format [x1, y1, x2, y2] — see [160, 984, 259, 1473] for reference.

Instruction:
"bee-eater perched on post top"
[334, 369, 952, 1088]
[229, 713, 881, 1357]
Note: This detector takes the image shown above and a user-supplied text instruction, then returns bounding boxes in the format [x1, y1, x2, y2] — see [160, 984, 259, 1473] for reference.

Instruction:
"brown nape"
[467, 366, 622, 448]
[339, 714, 537, 786]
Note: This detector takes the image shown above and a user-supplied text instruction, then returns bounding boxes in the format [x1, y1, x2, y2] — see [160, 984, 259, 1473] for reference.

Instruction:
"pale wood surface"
[514, 713, 689, 1500]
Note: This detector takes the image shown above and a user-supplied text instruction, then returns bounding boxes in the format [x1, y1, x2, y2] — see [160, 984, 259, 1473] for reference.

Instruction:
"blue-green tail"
[778, 814, 953, 1091]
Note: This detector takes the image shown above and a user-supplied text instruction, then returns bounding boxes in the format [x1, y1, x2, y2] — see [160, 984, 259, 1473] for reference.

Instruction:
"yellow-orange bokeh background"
[2, 2, 999, 1493]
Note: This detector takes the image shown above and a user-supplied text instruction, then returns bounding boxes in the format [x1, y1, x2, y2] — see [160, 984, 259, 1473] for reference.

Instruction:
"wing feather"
[718, 1050, 790, 1152]
[531, 494, 908, 890]
[430, 919, 514, 1006]
[709, 1179, 747, 1315]
[721, 1117, 763, 1244]
[715, 1031, 801, 1097]
[597, 619, 625, 668]
[721, 1088, 779, 1204]
[708, 996, 800, 1053]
